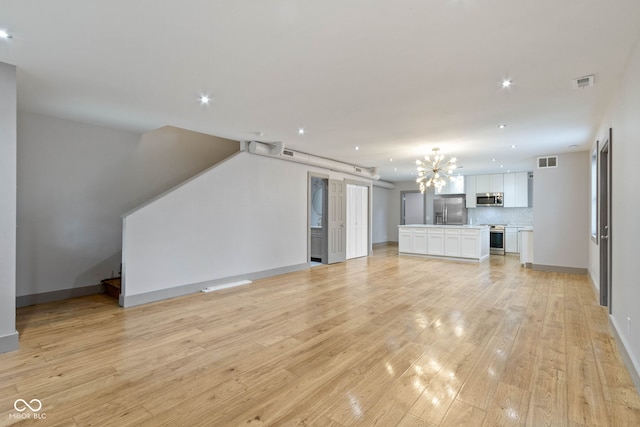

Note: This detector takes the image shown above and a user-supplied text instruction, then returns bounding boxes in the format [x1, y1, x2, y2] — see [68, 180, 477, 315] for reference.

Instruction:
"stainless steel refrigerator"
[434, 196, 466, 225]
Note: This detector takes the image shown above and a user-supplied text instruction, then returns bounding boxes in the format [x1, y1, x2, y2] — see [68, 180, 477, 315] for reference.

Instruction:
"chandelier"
[415, 148, 457, 193]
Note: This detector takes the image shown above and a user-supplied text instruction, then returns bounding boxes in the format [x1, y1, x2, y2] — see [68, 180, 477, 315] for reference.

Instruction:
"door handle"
[601, 235, 608, 240]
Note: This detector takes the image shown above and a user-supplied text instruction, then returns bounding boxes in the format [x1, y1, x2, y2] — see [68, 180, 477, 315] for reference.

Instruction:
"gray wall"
[591, 35, 640, 381]
[16, 114, 239, 304]
[372, 185, 391, 243]
[533, 151, 589, 269]
[0, 63, 18, 352]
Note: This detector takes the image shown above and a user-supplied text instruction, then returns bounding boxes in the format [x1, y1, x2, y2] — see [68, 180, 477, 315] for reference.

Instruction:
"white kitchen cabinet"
[397, 225, 489, 262]
[519, 230, 534, 265]
[505, 227, 519, 253]
[476, 174, 504, 193]
[460, 229, 480, 258]
[427, 227, 445, 256]
[465, 175, 477, 208]
[437, 176, 465, 195]
[413, 229, 428, 254]
[503, 172, 529, 207]
[398, 229, 412, 253]
[444, 229, 461, 257]
[399, 228, 427, 254]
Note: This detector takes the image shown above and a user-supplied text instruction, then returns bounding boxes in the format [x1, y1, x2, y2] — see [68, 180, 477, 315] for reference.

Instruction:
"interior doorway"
[599, 129, 612, 311]
[401, 191, 425, 225]
[309, 176, 328, 265]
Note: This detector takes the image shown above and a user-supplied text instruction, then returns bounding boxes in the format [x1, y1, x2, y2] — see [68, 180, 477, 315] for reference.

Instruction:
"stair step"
[101, 277, 121, 299]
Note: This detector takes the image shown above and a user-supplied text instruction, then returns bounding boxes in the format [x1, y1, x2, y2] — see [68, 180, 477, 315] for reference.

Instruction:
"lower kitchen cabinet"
[444, 229, 461, 257]
[398, 225, 489, 262]
[427, 228, 445, 256]
[399, 228, 427, 254]
[505, 227, 519, 253]
[460, 229, 481, 258]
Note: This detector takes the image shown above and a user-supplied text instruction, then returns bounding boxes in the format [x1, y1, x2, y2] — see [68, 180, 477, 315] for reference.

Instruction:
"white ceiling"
[2, 0, 640, 181]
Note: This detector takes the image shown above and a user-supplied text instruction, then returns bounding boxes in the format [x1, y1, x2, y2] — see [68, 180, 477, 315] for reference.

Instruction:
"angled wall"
[16, 116, 239, 306]
[121, 152, 375, 307]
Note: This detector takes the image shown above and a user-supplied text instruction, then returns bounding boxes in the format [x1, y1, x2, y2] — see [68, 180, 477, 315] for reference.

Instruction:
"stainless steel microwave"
[476, 193, 503, 207]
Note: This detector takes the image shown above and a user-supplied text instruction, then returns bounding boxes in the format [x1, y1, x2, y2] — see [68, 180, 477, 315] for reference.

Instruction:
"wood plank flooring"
[1, 244, 639, 426]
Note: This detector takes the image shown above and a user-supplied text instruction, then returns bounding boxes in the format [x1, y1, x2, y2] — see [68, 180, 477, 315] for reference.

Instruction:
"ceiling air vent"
[573, 74, 595, 89]
[537, 156, 558, 169]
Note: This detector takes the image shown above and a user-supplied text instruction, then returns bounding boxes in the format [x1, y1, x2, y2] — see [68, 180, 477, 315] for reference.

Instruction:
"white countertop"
[398, 224, 489, 229]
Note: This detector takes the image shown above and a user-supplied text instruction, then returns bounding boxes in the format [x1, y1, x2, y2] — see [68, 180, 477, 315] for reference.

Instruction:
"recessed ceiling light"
[298, 128, 305, 135]
[511, 144, 517, 149]
[254, 131, 264, 137]
[389, 158, 393, 162]
[499, 124, 506, 129]
[0, 30, 12, 39]
[492, 158, 496, 162]
[394, 168, 398, 171]
[502, 79, 512, 88]
[355, 146, 359, 150]
[507, 170, 511, 173]
[500, 165, 504, 168]
[199, 95, 211, 105]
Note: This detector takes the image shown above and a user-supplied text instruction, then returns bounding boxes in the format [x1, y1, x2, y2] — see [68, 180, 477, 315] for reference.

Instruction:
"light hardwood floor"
[2, 244, 639, 426]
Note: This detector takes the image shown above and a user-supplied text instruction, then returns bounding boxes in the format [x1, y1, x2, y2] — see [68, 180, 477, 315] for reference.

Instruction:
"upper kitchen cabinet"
[503, 172, 529, 207]
[476, 174, 504, 193]
[465, 175, 476, 208]
[436, 175, 465, 195]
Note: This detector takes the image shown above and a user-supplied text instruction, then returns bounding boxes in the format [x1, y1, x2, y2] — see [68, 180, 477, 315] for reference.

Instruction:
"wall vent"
[537, 156, 558, 169]
[573, 74, 595, 89]
[282, 149, 294, 157]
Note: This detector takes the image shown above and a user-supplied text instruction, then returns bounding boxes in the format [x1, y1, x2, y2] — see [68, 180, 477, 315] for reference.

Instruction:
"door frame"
[599, 128, 612, 312]
[308, 173, 329, 264]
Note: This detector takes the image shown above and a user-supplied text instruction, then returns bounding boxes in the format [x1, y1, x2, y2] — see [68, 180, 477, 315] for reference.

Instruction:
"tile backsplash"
[467, 207, 533, 226]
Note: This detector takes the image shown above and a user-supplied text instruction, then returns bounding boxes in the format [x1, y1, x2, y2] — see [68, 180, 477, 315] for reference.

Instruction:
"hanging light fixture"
[415, 148, 457, 193]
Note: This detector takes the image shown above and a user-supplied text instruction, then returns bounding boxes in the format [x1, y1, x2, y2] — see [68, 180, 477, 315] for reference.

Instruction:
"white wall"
[122, 152, 375, 305]
[372, 185, 391, 243]
[533, 151, 589, 270]
[591, 36, 640, 379]
[16, 115, 238, 304]
[0, 62, 18, 352]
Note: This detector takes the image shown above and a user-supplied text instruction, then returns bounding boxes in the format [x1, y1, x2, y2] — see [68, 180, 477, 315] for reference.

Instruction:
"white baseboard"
[120, 262, 308, 308]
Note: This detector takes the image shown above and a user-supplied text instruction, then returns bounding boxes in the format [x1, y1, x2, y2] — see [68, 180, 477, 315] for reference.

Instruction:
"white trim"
[120, 262, 308, 307]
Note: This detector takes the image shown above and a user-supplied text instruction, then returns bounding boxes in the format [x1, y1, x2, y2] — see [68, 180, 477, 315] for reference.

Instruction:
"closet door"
[347, 184, 369, 259]
[327, 180, 346, 264]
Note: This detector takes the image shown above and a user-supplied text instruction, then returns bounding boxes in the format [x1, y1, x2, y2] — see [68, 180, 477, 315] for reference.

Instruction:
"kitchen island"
[398, 225, 490, 263]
